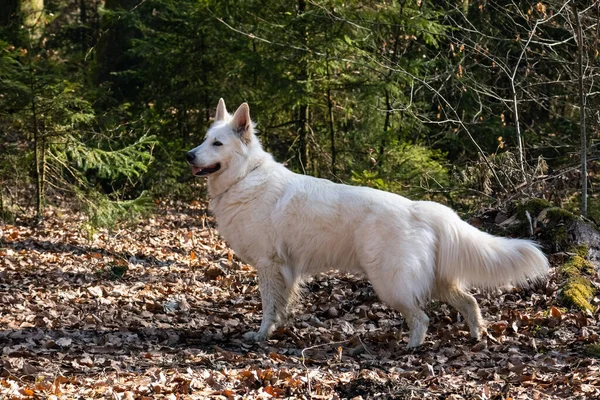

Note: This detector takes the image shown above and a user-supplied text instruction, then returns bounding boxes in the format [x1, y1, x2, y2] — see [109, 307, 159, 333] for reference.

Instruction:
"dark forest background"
[1, 0, 598, 226]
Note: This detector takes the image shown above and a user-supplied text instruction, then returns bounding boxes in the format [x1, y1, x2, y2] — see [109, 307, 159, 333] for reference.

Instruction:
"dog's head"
[185, 99, 254, 177]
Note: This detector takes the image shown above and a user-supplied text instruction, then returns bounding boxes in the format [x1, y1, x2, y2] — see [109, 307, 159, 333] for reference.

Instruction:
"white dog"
[186, 99, 549, 348]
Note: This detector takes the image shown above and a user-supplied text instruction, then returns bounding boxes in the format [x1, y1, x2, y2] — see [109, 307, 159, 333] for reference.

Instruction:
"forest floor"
[1, 201, 599, 399]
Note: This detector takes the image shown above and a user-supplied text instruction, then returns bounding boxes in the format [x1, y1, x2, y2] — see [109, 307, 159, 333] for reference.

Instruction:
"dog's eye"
[213, 141, 223, 147]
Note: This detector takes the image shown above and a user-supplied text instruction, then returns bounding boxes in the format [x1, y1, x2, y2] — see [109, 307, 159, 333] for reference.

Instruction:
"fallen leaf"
[551, 306, 562, 319]
[87, 286, 103, 298]
[56, 337, 72, 348]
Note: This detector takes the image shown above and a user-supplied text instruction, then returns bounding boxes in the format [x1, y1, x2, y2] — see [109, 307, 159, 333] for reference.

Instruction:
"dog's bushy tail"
[436, 212, 549, 288]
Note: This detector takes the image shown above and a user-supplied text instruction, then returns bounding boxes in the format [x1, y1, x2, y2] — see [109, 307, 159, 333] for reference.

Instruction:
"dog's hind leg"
[368, 274, 430, 348]
[243, 263, 292, 341]
[438, 281, 484, 340]
[395, 304, 430, 348]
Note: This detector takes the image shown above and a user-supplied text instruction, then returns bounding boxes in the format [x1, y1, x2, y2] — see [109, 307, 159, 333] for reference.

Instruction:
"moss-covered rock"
[558, 246, 596, 312]
[502, 200, 598, 313]
[561, 276, 595, 312]
[516, 198, 553, 220]
[560, 254, 594, 276]
[510, 200, 582, 245]
[497, 200, 598, 263]
[542, 207, 579, 224]
[567, 221, 600, 263]
[505, 198, 553, 237]
[533, 207, 584, 252]
[572, 244, 590, 258]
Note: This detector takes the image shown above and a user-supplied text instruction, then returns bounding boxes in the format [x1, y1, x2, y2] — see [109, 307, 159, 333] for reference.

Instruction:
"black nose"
[185, 151, 195, 163]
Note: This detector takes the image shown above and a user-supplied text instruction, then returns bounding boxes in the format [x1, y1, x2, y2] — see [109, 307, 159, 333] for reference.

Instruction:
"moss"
[561, 276, 595, 312]
[545, 207, 578, 223]
[553, 226, 568, 248]
[560, 255, 594, 276]
[571, 244, 589, 259]
[516, 198, 553, 220]
[559, 246, 596, 312]
[585, 343, 600, 358]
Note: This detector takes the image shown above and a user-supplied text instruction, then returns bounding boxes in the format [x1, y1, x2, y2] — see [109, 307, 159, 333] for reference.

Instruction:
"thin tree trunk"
[511, 80, 526, 183]
[378, 13, 401, 173]
[327, 86, 335, 175]
[31, 70, 44, 223]
[325, 53, 336, 175]
[200, 32, 211, 125]
[40, 137, 46, 216]
[572, 3, 587, 216]
[379, 88, 392, 172]
[297, 0, 310, 174]
[0, 183, 5, 223]
[80, 0, 87, 50]
[460, 0, 469, 15]
[298, 104, 310, 173]
[509, 14, 545, 184]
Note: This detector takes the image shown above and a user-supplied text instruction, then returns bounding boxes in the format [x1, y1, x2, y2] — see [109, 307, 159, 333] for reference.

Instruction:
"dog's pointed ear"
[215, 98, 227, 122]
[231, 103, 252, 144]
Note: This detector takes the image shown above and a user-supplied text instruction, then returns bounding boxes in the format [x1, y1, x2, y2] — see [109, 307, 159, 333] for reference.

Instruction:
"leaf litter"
[0, 202, 599, 399]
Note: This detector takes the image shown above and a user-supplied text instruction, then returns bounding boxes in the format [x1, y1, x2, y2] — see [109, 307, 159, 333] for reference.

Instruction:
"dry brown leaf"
[87, 286, 103, 298]
[551, 306, 563, 319]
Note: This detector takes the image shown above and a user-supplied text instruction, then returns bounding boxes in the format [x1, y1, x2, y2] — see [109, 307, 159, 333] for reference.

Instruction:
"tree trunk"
[297, 104, 310, 174]
[460, 0, 469, 15]
[200, 32, 211, 125]
[21, 0, 44, 31]
[327, 87, 335, 176]
[378, 12, 401, 173]
[31, 68, 44, 223]
[1, 0, 43, 32]
[79, 0, 87, 50]
[379, 88, 392, 173]
[572, 3, 587, 217]
[511, 80, 526, 183]
[0, 183, 5, 223]
[296, 0, 310, 174]
[325, 52, 336, 176]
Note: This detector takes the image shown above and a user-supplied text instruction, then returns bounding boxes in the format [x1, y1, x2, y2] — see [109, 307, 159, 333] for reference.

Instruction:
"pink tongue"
[191, 166, 203, 175]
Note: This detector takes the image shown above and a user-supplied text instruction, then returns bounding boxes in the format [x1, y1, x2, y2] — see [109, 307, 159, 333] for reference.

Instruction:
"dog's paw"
[243, 331, 268, 342]
[471, 326, 486, 341]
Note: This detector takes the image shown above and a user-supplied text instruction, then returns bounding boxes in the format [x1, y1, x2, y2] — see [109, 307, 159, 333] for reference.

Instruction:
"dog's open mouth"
[191, 163, 221, 176]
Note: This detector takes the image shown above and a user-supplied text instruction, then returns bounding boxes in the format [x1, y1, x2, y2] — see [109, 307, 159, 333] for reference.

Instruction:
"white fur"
[187, 100, 550, 348]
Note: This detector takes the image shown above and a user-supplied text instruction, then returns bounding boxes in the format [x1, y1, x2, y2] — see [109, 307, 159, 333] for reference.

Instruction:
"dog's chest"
[211, 200, 274, 265]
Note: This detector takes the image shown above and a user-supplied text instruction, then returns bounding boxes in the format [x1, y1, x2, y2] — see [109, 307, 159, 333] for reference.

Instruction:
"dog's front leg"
[243, 263, 288, 341]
